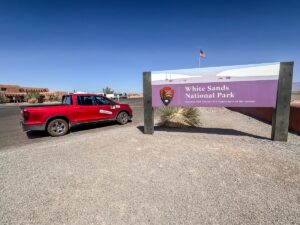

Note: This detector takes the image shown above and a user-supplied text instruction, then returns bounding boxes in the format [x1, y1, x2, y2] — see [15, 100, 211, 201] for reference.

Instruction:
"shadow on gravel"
[136, 126, 269, 140]
[26, 121, 131, 139]
[26, 131, 49, 139]
[70, 121, 118, 133]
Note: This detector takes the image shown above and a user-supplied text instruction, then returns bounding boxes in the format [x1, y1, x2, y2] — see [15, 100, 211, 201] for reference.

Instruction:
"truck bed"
[20, 104, 65, 109]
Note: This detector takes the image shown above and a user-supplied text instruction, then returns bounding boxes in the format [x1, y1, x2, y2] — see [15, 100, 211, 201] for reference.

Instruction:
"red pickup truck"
[20, 94, 133, 137]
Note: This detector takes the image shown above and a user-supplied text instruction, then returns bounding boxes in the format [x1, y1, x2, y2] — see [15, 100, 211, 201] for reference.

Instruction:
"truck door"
[93, 96, 116, 120]
[75, 95, 102, 122]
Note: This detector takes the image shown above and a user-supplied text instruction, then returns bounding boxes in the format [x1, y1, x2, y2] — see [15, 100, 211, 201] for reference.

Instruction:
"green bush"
[25, 92, 40, 102]
[102, 86, 114, 94]
[0, 93, 9, 103]
[158, 107, 201, 128]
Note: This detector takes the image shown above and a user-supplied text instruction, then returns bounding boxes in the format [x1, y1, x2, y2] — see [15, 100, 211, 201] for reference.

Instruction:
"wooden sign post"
[271, 62, 294, 141]
[143, 71, 154, 134]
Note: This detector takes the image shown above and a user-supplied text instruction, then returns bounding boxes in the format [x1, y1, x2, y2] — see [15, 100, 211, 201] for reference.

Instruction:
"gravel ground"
[292, 92, 300, 101]
[0, 108, 300, 225]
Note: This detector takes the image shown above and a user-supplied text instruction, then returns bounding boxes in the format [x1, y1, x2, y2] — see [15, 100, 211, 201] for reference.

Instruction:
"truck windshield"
[62, 95, 72, 105]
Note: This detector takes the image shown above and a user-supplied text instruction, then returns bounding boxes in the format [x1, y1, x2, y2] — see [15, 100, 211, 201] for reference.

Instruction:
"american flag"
[199, 49, 206, 59]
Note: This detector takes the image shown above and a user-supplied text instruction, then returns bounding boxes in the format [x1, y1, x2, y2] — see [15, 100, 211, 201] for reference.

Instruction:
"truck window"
[62, 95, 72, 105]
[94, 96, 112, 105]
[76, 96, 95, 105]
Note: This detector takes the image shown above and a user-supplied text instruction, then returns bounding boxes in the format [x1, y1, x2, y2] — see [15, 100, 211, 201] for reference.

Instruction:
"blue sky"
[0, 0, 299, 93]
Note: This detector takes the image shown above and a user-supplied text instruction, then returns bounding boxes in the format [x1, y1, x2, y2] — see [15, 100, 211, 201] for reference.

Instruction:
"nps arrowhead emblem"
[160, 86, 175, 106]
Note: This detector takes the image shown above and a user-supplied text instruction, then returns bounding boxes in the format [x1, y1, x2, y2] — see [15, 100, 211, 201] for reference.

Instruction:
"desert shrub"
[28, 97, 38, 104]
[44, 94, 63, 102]
[44, 95, 51, 102]
[53, 94, 62, 102]
[25, 92, 40, 102]
[158, 107, 201, 128]
[0, 93, 9, 103]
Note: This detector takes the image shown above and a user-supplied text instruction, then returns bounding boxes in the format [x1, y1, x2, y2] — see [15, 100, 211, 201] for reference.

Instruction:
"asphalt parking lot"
[0, 98, 143, 150]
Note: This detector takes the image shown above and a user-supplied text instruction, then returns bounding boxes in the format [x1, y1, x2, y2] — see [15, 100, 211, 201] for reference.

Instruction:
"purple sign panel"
[151, 63, 280, 107]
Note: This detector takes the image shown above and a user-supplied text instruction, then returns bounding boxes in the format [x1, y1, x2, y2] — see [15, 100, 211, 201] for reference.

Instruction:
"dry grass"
[27, 97, 38, 104]
[158, 107, 201, 128]
[44, 94, 63, 102]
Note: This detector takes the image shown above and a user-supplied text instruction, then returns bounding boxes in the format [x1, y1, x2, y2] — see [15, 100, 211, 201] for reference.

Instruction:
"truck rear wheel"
[117, 112, 129, 125]
[47, 118, 69, 137]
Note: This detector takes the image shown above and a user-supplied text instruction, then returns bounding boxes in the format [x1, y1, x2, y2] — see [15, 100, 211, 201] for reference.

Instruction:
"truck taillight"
[23, 110, 29, 120]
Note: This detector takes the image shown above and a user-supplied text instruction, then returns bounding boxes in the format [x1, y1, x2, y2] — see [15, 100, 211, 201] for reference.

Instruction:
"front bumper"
[20, 120, 45, 132]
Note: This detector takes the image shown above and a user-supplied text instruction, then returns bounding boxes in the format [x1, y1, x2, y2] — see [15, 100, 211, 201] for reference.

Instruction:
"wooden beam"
[143, 72, 154, 134]
[271, 62, 294, 141]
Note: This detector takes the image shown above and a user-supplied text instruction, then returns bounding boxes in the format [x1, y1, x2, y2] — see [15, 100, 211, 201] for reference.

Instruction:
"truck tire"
[117, 112, 129, 125]
[47, 118, 69, 137]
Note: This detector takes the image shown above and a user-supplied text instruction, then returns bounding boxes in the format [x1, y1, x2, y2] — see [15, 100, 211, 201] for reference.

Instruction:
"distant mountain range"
[293, 82, 300, 92]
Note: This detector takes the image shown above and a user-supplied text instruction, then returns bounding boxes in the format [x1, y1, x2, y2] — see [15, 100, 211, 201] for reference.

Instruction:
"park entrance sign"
[151, 63, 280, 108]
[143, 62, 294, 141]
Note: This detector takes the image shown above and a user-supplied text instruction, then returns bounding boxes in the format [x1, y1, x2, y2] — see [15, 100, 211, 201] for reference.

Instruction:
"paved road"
[0, 99, 144, 150]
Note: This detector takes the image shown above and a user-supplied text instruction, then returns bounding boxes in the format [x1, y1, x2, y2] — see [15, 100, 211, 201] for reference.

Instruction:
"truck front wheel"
[47, 118, 69, 137]
[117, 112, 129, 125]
